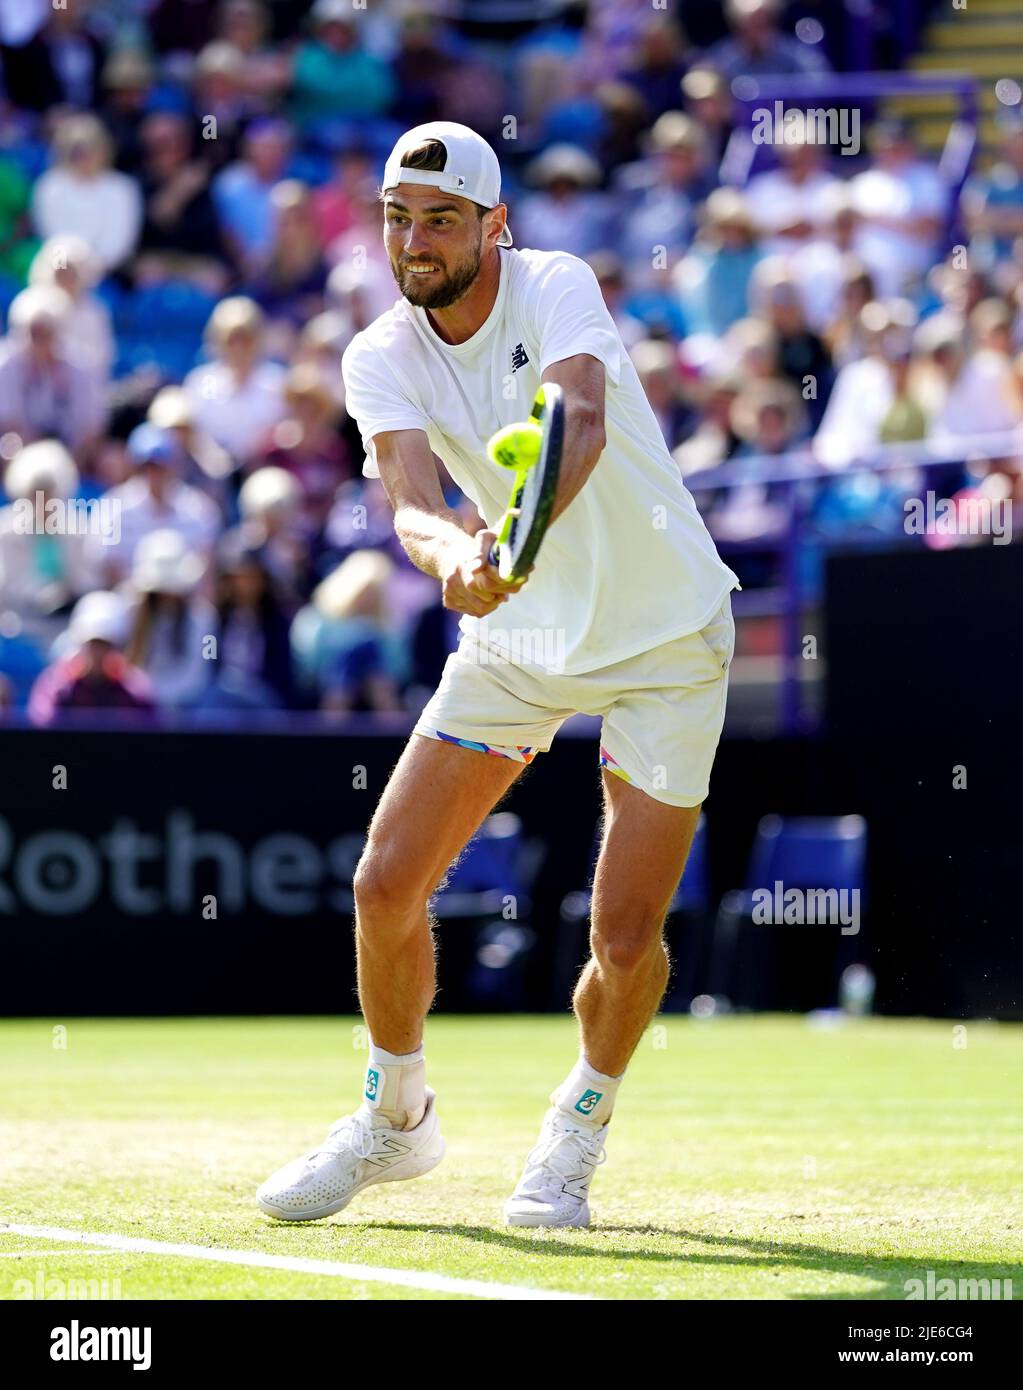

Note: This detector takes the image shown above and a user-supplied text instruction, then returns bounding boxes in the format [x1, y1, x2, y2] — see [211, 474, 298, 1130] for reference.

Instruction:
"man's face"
[383, 184, 490, 309]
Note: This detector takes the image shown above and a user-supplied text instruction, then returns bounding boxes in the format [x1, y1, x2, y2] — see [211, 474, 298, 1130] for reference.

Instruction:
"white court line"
[2, 1225, 590, 1301]
[0, 1249, 122, 1258]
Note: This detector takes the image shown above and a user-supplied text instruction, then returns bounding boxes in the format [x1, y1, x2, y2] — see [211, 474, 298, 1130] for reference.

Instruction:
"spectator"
[209, 536, 294, 707]
[789, 186, 872, 334]
[516, 145, 612, 258]
[135, 111, 231, 292]
[289, 0, 395, 131]
[245, 180, 329, 333]
[290, 548, 404, 713]
[619, 17, 690, 122]
[673, 369, 743, 478]
[744, 137, 840, 258]
[0, 2, 106, 113]
[183, 297, 286, 466]
[815, 302, 905, 466]
[0, 285, 107, 455]
[310, 146, 376, 248]
[147, 385, 234, 501]
[92, 423, 220, 584]
[964, 114, 1023, 268]
[28, 236, 114, 385]
[255, 363, 350, 533]
[616, 111, 712, 282]
[851, 120, 947, 299]
[587, 252, 648, 349]
[232, 465, 309, 605]
[710, 378, 807, 542]
[293, 310, 353, 410]
[101, 49, 156, 177]
[31, 114, 143, 274]
[680, 66, 732, 173]
[706, 0, 829, 83]
[390, 12, 456, 128]
[823, 258, 878, 367]
[876, 329, 927, 445]
[213, 118, 294, 274]
[919, 304, 1023, 445]
[213, 0, 291, 109]
[190, 41, 254, 169]
[124, 528, 216, 709]
[325, 176, 400, 329]
[630, 339, 692, 448]
[27, 590, 155, 725]
[675, 189, 761, 335]
[751, 264, 833, 425]
[0, 152, 39, 285]
[0, 440, 96, 644]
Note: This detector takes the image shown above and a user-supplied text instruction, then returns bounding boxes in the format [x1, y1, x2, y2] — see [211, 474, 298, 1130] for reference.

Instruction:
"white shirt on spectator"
[89, 475, 220, 580]
[851, 162, 946, 297]
[744, 169, 840, 257]
[814, 356, 894, 467]
[31, 168, 143, 273]
[183, 360, 286, 465]
[931, 350, 1023, 444]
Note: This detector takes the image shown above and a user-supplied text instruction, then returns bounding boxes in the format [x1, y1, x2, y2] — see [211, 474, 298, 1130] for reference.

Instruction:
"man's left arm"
[541, 353, 607, 527]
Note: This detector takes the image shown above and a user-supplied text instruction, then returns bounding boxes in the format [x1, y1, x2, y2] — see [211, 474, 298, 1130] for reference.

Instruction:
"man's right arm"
[372, 428, 521, 619]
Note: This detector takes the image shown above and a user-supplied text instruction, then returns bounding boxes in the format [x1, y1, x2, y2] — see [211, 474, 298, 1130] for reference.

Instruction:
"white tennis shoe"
[256, 1087, 445, 1221]
[505, 1106, 609, 1228]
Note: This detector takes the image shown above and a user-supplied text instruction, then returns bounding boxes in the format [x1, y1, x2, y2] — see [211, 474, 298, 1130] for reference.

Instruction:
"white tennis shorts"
[413, 593, 735, 807]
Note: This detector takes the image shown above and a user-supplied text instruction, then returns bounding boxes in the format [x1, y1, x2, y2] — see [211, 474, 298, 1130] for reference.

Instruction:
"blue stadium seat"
[745, 814, 867, 901]
[0, 273, 24, 329]
[432, 811, 526, 918]
[708, 814, 869, 1010]
[112, 282, 219, 379]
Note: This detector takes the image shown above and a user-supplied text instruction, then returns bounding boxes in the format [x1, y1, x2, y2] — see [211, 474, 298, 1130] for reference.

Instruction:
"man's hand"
[441, 529, 529, 617]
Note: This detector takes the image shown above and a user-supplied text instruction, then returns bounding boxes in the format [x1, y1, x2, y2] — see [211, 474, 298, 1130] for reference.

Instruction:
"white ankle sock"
[363, 1037, 426, 1130]
[550, 1053, 623, 1129]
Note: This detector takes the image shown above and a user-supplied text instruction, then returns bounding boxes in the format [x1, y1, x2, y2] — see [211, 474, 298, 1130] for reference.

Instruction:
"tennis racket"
[486, 382, 564, 582]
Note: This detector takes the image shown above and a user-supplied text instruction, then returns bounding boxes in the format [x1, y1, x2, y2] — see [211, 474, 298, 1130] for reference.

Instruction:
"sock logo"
[365, 1068, 380, 1102]
[575, 1089, 602, 1115]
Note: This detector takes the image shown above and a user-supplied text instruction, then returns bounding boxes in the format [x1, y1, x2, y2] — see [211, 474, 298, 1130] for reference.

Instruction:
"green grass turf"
[0, 1015, 1020, 1300]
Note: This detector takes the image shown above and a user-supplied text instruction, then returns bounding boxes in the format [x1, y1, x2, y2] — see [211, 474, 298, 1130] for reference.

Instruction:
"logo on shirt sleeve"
[511, 343, 530, 372]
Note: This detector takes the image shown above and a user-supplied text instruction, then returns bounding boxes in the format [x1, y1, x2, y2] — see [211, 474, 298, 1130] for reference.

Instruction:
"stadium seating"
[708, 814, 868, 1011]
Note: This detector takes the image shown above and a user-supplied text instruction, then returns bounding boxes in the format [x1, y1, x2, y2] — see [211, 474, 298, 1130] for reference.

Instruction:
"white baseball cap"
[382, 122, 513, 247]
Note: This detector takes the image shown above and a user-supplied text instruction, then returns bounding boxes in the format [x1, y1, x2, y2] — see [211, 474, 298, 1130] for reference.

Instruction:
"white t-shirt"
[341, 247, 739, 674]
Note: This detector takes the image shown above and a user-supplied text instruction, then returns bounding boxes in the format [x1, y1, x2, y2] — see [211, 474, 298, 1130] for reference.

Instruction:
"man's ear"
[483, 204, 508, 246]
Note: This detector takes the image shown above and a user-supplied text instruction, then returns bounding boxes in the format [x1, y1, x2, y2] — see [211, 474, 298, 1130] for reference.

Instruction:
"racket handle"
[487, 541, 499, 568]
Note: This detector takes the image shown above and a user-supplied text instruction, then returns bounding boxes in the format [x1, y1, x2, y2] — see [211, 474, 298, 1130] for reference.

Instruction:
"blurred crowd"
[1, 0, 1022, 723]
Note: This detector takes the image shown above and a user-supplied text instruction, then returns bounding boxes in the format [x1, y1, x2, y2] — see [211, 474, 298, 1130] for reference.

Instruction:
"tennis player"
[258, 122, 740, 1228]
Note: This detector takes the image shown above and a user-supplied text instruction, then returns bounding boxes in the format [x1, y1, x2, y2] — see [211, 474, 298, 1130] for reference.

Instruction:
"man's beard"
[393, 229, 482, 309]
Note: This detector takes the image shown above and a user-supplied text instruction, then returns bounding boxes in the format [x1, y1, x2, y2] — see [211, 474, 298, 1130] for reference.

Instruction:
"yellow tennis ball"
[487, 420, 543, 471]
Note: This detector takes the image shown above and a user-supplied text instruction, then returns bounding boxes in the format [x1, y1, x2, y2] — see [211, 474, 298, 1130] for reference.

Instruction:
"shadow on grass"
[336, 1222, 1017, 1300]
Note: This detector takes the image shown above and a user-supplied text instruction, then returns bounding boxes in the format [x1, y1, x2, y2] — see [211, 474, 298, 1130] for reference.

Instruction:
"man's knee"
[591, 910, 670, 976]
[353, 846, 432, 926]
